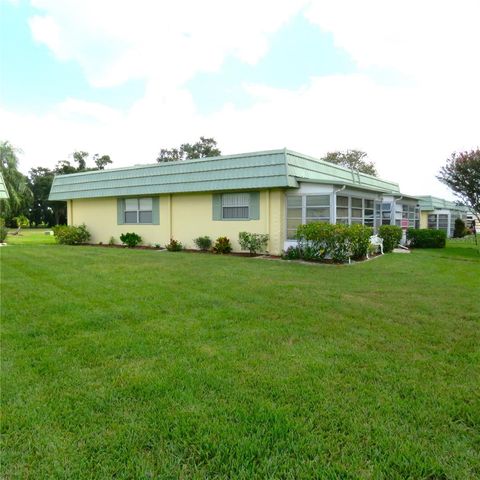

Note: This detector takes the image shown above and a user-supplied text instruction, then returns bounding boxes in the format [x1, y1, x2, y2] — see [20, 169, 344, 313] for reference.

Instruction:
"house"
[417, 196, 469, 237]
[0, 172, 9, 199]
[49, 149, 420, 255]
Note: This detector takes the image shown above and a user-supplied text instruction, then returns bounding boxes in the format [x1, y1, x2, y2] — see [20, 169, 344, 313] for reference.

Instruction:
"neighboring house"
[417, 196, 469, 237]
[49, 149, 419, 255]
[0, 172, 9, 199]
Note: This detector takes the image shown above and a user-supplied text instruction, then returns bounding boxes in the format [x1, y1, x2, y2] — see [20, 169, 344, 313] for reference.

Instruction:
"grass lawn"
[1, 233, 479, 479]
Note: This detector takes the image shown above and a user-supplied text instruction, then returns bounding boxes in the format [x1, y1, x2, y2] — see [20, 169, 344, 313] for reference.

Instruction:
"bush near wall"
[407, 228, 446, 248]
[53, 224, 91, 245]
[378, 225, 402, 253]
[238, 232, 269, 255]
[120, 232, 142, 248]
[193, 236, 212, 251]
[291, 223, 373, 263]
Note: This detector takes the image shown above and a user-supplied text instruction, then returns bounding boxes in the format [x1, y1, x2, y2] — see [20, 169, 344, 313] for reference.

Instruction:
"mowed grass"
[1, 234, 479, 479]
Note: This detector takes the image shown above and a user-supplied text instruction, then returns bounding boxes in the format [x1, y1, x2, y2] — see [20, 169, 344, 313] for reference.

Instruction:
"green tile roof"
[0, 172, 9, 199]
[417, 195, 468, 212]
[49, 149, 401, 201]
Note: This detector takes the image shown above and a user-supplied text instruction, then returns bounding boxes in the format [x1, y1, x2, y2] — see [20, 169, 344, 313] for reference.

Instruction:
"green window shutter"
[212, 193, 222, 220]
[152, 197, 160, 224]
[117, 198, 125, 225]
[249, 191, 260, 220]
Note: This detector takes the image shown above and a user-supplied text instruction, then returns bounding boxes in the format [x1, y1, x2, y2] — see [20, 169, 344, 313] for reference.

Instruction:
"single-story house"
[0, 172, 9, 199]
[417, 196, 469, 237]
[49, 149, 420, 255]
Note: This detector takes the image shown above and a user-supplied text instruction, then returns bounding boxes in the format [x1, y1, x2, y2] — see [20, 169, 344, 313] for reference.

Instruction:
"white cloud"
[2, 0, 479, 200]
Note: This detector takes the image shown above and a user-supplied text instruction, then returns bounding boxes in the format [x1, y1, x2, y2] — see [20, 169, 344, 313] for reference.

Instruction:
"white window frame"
[286, 194, 332, 240]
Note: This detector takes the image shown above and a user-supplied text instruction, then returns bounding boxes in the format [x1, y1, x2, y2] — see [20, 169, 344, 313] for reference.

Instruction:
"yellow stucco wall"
[420, 211, 429, 229]
[69, 190, 286, 255]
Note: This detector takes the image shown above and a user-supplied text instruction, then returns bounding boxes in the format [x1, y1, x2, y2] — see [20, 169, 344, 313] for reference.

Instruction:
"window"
[222, 193, 249, 219]
[121, 197, 155, 224]
[286, 194, 331, 239]
[336, 195, 377, 226]
[212, 192, 259, 221]
[402, 204, 420, 228]
[286, 196, 302, 240]
[427, 213, 449, 234]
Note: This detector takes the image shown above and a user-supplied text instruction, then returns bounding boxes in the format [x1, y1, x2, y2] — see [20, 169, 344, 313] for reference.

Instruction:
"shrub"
[193, 236, 212, 251]
[213, 236, 232, 254]
[453, 218, 467, 238]
[0, 226, 7, 243]
[108, 236, 116, 246]
[282, 246, 303, 260]
[378, 225, 402, 253]
[120, 232, 142, 248]
[238, 232, 269, 255]
[407, 228, 446, 248]
[296, 223, 352, 262]
[53, 224, 91, 245]
[166, 238, 183, 251]
[348, 224, 373, 260]
[13, 214, 29, 228]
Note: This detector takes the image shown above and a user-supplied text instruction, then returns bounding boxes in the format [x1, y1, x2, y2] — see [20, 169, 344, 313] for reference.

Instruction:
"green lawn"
[1, 235, 479, 479]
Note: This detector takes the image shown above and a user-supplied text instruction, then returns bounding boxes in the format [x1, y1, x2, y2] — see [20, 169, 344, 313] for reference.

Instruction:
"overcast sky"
[1, 0, 479, 198]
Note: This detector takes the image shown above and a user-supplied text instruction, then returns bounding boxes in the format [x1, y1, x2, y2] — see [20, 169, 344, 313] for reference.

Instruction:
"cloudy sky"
[1, 0, 479, 197]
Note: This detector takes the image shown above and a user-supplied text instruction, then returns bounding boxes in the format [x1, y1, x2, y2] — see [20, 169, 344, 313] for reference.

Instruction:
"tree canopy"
[321, 150, 378, 177]
[157, 137, 221, 162]
[0, 141, 33, 224]
[437, 149, 480, 216]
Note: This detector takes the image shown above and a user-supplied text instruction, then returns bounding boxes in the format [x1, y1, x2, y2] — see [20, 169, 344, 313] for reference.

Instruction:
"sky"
[1, 0, 479, 198]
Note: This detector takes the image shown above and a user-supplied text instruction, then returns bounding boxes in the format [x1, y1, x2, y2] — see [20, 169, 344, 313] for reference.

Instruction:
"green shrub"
[166, 238, 183, 251]
[407, 228, 446, 248]
[453, 218, 467, 238]
[295, 223, 352, 262]
[0, 226, 8, 243]
[378, 225, 402, 253]
[238, 232, 269, 255]
[193, 236, 212, 251]
[213, 236, 232, 254]
[281, 246, 303, 260]
[53, 224, 91, 245]
[348, 224, 373, 260]
[108, 236, 116, 246]
[13, 214, 30, 228]
[120, 232, 142, 248]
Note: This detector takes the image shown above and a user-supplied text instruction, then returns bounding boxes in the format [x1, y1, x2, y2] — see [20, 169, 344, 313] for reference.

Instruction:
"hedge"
[407, 228, 446, 248]
[290, 223, 373, 263]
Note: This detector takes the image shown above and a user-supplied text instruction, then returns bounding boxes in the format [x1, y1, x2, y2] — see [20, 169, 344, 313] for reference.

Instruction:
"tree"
[321, 150, 378, 176]
[28, 167, 57, 226]
[437, 149, 480, 217]
[93, 154, 112, 170]
[0, 141, 33, 225]
[72, 151, 89, 171]
[157, 137, 221, 162]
